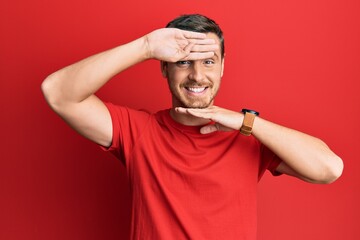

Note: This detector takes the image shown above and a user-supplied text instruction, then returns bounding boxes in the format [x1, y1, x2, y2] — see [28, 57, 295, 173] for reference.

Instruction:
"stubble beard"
[177, 94, 214, 108]
[170, 84, 219, 109]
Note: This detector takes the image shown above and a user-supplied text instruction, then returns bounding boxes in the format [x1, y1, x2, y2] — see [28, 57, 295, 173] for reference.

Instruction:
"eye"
[204, 60, 215, 65]
[176, 61, 191, 67]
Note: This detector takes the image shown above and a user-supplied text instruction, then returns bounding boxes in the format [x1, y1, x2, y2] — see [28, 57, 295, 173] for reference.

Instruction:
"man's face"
[162, 33, 224, 108]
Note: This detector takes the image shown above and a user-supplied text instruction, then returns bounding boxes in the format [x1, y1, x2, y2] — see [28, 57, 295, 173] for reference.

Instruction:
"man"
[42, 14, 343, 239]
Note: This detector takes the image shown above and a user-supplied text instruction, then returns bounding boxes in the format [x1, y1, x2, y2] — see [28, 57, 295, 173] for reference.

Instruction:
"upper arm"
[50, 94, 113, 147]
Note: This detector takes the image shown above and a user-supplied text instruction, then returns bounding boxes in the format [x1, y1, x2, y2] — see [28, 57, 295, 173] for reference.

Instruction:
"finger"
[175, 107, 188, 114]
[201, 123, 234, 134]
[186, 108, 215, 119]
[188, 38, 216, 45]
[183, 42, 195, 55]
[175, 107, 213, 119]
[184, 52, 215, 61]
[176, 107, 216, 115]
[190, 44, 219, 52]
[181, 30, 207, 39]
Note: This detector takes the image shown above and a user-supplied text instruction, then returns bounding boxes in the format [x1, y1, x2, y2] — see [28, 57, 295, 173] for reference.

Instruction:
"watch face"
[242, 109, 259, 116]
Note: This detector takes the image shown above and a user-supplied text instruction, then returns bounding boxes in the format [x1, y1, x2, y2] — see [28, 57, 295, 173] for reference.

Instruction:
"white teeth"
[187, 87, 206, 93]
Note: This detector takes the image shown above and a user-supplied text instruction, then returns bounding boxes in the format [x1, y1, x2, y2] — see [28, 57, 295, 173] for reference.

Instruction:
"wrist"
[141, 35, 151, 60]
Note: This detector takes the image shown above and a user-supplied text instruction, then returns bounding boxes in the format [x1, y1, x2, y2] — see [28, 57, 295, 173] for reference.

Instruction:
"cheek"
[206, 69, 222, 82]
[168, 70, 188, 84]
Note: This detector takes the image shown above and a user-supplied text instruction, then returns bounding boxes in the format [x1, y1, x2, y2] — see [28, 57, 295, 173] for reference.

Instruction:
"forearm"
[42, 36, 149, 106]
[252, 117, 343, 183]
[174, 106, 343, 183]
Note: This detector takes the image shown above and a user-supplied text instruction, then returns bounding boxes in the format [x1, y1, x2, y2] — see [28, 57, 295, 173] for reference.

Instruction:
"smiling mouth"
[185, 87, 208, 93]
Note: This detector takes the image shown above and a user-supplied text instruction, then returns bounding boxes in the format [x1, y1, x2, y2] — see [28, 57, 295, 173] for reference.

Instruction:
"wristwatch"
[240, 109, 259, 136]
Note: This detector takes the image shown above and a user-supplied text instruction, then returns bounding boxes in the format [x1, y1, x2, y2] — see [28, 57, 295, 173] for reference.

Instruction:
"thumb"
[200, 124, 220, 134]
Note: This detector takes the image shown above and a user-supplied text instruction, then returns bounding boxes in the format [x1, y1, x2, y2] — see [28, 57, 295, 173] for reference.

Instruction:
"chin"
[182, 100, 213, 109]
[173, 93, 214, 109]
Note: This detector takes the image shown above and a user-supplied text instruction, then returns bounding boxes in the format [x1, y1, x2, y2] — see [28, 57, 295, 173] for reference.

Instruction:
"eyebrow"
[211, 52, 221, 60]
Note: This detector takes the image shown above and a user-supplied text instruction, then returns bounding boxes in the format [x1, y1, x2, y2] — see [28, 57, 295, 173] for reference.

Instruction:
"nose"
[188, 61, 205, 82]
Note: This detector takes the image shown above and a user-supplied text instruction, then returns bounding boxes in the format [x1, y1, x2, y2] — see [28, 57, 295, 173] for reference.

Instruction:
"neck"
[169, 108, 211, 126]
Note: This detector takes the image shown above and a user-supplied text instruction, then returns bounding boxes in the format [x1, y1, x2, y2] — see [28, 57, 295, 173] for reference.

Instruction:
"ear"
[220, 54, 225, 77]
[160, 61, 168, 78]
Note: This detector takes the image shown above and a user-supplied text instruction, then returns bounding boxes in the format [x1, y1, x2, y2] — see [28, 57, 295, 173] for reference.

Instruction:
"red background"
[1, 0, 359, 239]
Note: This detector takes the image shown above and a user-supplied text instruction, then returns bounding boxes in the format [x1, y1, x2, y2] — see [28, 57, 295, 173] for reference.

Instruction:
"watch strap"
[240, 109, 259, 136]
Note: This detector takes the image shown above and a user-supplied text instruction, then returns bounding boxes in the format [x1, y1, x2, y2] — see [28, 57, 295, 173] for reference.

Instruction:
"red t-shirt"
[103, 103, 281, 240]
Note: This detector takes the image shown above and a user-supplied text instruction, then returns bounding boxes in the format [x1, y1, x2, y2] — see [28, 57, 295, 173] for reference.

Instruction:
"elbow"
[41, 73, 62, 110]
[329, 155, 344, 183]
[41, 75, 52, 102]
[318, 155, 344, 184]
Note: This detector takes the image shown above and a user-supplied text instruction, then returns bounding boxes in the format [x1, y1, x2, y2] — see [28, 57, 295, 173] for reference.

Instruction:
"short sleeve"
[258, 143, 283, 180]
[100, 102, 151, 166]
